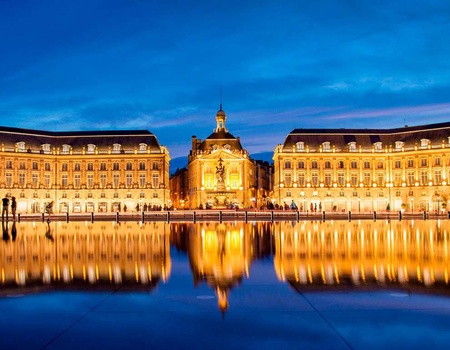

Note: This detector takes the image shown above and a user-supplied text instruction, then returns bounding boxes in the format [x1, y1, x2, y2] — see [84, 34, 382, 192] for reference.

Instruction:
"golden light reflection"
[0, 221, 171, 289]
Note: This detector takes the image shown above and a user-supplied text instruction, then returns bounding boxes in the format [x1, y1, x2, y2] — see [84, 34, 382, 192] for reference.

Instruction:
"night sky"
[1, 0, 449, 162]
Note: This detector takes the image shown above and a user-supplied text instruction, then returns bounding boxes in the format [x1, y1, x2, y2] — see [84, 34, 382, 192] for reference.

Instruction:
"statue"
[216, 158, 226, 183]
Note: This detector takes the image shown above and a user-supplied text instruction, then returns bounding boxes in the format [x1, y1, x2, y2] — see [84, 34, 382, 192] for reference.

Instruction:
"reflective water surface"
[1, 219, 450, 349]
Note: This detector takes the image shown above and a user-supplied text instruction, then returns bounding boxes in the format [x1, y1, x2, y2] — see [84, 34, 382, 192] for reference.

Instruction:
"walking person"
[2, 196, 9, 220]
[11, 197, 17, 221]
[45, 201, 54, 222]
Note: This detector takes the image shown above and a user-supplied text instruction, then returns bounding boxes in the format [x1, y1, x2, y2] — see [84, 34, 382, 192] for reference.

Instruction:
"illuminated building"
[273, 122, 450, 213]
[0, 127, 170, 214]
[172, 105, 272, 209]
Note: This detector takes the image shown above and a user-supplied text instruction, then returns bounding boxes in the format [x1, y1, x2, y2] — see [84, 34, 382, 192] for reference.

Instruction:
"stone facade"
[273, 122, 450, 213]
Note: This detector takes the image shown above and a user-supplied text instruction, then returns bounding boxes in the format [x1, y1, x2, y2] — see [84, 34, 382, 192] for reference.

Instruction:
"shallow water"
[1, 219, 450, 349]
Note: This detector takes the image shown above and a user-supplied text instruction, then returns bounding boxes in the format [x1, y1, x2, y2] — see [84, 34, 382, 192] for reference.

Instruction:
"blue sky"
[1, 0, 450, 161]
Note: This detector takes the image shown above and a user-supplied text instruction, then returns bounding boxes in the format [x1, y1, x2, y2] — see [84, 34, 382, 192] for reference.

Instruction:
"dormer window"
[395, 141, 404, 151]
[223, 144, 231, 151]
[42, 144, 51, 154]
[87, 144, 96, 154]
[348, 142, 357, 152]
[211, 144, 219, 151]
[322, 142, 330, 152]
[112, 143, 121, 154]
[374, 142, 382, 152]
[16, 142, 26, 152]
[61, 144, 71, 154]
[296, 142, 305, 151]
[420, 139, 430, 149]
[139, 143, 147, 153]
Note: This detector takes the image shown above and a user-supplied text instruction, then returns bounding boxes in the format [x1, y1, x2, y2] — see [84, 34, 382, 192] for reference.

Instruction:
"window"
[435, 157, 441, 166]
[348, 142, 356, 152]
[364, 173, 371, 186]
[377, 161, 384, 169]
[298, 173, 305, 186]
[113, 162, 119, 171]
[322, 142, 330, 151]
[61, 174, 68, 188]
[19, 173, 25, 187]
[87, 162, 94, 171]
[311, 173, 318, 186]
[153, 192, 158, 198]
[298, 161, 305, 169]
[374, 142, 382, 152]
[407, 159, 414, 168]
[420, 139, 430, 148]
[351, 173, 358, 186]
[284, 173, 292, 187]
[87, 174, 94, 188]
[32, 161, 38, 170]
[19, 161, 26, 170]
[420, 158, 427, 167]
[42, 144, 51, 154]
[394, 160, 401, 169]
[139, 162, 146, 171]
[74, 174, 81, 188]
[126, 174, 133, 188]
[32, 174, 38, 187]
[337, 160, 344, 169]
[377, 173, 384, 186]
[16, 142, 26, 152]
[311, 160, 318, 169]
[74, 163, 81, 171]
[395, 141, 404, 151]
[45, 174, 51, 188]
[6, 160, 12, 169]
[75, 193, 80, 198]
[100, 162, 107, 171]
[364, 161, 370, 169]
[407, 171, 415, 186]
[126, 162, 133, 171]
[284, 161, 291, 169]
[421, 171, 428, 185]
[435, 170, 442, 184]
[62, 144, 71, 154]
[6, 173, 12, 187]
[139, 174, 146, 188]
[324, 161, 331, 169]
[394, 173, 402, 186]
[350, 161, 357, 169]
[87, 144, 96, 154]
[139, 143, 147, 153]
[45, 163, 51, 171]
[296, 142, 304, 151]
[152, 162, 159, 170]
[113, 174, 119, 188]
[113, 143, 121, 154]
[100, 174, 106, 188]
[62, 163, 68, 171]
[338, 172, 345, 186]
[152, 174, 159, 188]
[325, 173, 331, 186]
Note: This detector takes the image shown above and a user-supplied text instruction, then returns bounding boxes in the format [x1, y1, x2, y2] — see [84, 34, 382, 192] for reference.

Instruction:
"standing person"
[11, 197, 17, 221]
[2, 196, 9, 220]
[45, 201, 54, 222]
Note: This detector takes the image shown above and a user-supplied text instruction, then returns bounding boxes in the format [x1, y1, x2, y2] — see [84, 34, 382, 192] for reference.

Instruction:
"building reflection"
[0, 221, 171, 291]
[274, 220, 449, 290]
[1, 220, 450, 310]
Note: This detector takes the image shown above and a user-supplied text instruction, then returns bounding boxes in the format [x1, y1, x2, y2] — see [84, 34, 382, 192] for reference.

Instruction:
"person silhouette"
[2, 196, 9, 220]
[44, 221, 54, 242]
[2, 220, 9, 241]
[11, 197, 17, 221]
[11, 221, 17, 241]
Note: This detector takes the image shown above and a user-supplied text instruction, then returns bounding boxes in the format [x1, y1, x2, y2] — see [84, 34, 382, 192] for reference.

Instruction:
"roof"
[0, 126, 162, 152]
[283, 121, 450, 150]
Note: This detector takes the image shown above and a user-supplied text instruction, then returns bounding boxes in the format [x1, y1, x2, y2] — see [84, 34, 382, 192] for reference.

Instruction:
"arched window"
[284, 161, 291, 169]
[87, 144, 96, 154]
[139, 143, 147, 153]
[61, 144, 71, 154]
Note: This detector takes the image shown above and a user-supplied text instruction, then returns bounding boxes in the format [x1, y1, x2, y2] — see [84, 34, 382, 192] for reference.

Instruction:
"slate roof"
[283, 121, 450, 151]
[0, 126, 162, 152]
